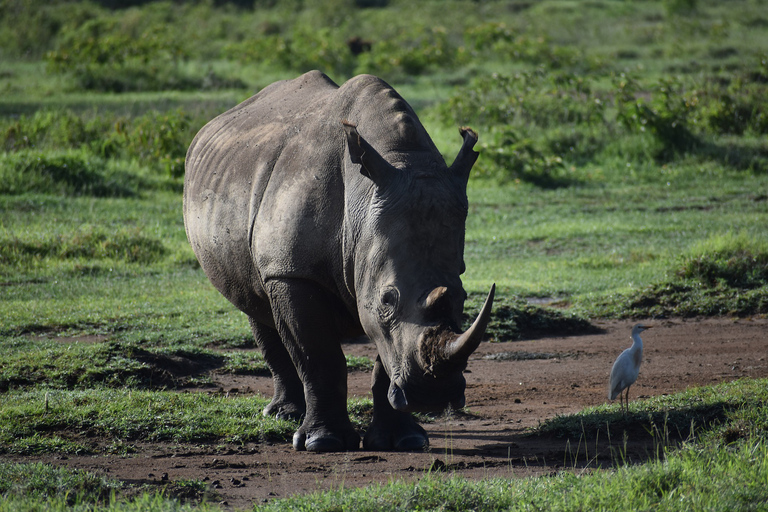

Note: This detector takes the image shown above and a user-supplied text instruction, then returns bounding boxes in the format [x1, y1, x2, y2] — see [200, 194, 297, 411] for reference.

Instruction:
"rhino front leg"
[363, 356, 429, 451]
[266, 279, 360, 452]
[249, 318, 306, 421]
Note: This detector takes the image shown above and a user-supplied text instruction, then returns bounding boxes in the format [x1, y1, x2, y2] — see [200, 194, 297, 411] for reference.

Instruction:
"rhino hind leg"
[249, 318, 306, 421]
[363, 357, 429, 451]
[266, 279, 360, 452]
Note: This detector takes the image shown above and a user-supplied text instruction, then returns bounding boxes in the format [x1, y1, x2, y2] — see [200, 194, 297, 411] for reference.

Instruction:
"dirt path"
[9, 318, 767, 509]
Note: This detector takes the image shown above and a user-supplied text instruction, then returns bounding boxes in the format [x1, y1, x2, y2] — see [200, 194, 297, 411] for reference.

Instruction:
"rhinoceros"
[183, 71, 494, 452]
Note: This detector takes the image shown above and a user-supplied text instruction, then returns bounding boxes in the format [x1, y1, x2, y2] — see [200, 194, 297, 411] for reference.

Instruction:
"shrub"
[0, 0, 100, 59]
[438, 71, 605, 129]
[0, 227, 167, 267]
[0, 150, 138, 197]
[478, 127, 572, 187]
[698, 70, 768, 136]
[355, 26, 459, 77]
[1, 109, 95, 151]
[45, 17, 201, 92]
[615, 74, 700, 156]
[108, 109, 195, 178]
[677, 232, 768, 289]
[464, 23, 582, 70]
[0, 109, 200, 178]
[615, 69, 768, 150]
[227, 27, 355, 77]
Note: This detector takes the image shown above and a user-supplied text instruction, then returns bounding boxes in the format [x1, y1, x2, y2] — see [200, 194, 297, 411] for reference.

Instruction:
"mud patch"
[6, 318, 768, 510]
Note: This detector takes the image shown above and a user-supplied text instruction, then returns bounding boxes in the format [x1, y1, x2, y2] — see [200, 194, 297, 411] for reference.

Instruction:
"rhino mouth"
[387, 380, 465, 413]
[385, 284, 495, 414]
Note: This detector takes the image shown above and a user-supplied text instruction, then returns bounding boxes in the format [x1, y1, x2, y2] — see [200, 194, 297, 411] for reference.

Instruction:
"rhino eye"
[379, 287, 400, 317]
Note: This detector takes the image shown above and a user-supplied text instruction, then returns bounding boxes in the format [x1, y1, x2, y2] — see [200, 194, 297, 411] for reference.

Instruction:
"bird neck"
[631, 332, 644, 352]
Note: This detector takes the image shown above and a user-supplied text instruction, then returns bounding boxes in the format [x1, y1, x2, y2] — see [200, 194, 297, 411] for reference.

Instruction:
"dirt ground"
[9, 318, 768, 509]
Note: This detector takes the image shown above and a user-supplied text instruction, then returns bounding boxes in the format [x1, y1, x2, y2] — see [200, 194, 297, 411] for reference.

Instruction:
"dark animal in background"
[347, 36, 373, 55]
[184, 71, 495, 452]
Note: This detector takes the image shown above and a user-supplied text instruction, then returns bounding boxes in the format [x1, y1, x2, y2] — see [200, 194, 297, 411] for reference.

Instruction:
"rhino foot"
[363, 416, 429, 452]
[293, 425, 360, 452]
[263, 400, 305, 422]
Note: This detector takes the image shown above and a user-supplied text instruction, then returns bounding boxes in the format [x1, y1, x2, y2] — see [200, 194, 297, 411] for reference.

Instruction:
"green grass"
[0, 388, 297, 454]
[251, 439, 768, 511]
[0, 461, 122, 505]
[535, 378, 768, 442]
[0, 337, 373, 392]
[2, 381, 763, 511]
[2, 0, 768, 510]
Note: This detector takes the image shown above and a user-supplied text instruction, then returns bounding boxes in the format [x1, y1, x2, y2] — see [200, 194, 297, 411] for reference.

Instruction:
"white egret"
[608, 323, 652, 414]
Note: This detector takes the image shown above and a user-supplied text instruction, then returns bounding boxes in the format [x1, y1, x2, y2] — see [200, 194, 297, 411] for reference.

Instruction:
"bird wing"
[608, 349, 637, 399]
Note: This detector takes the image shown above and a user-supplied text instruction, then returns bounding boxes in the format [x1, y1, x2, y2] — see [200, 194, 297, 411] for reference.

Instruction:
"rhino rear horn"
[443, 283, 495, 363]
[342, 120, 397, 187]
[448, 126, 479, 184]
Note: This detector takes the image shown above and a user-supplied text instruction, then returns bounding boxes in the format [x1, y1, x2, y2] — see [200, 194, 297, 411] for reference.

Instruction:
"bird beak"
[643, 324, 654, 329]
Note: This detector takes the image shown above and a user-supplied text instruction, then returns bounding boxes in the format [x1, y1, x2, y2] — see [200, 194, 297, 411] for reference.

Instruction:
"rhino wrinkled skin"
[184, 71, 495, 452]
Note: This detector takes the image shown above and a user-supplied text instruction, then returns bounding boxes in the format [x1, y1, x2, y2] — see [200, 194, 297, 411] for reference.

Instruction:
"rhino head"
[343, 121, 495, 414]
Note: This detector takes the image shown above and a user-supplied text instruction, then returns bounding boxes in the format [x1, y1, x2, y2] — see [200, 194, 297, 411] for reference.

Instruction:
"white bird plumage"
[609, 323, 652, 414]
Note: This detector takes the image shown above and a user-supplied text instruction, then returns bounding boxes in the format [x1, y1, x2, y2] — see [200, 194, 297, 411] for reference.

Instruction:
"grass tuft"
[466, 290, 599, 341]
[677, 231, 768, 289]
[583, 231, 768, 318]
[0, 461, 121, 505]
[0, 150, 140, 197]
[535, 378, 768, 443]
[0, 226, 167, 268]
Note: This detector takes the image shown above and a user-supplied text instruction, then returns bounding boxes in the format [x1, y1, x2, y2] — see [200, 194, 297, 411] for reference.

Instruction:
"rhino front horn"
[444, 283, 495, 362]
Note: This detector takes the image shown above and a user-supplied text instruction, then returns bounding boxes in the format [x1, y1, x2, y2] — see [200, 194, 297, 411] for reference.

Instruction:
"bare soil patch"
[8, 318, 768, 509]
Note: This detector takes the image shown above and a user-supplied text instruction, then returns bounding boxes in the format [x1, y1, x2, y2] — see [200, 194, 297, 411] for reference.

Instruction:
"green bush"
[0, 0, 100, 59]
[0, 226, 167, 267]
[45, 16, 204, 92]
[439, 71, 605, 130]
[1, 109, 103, 152]
[0, 109, 200, 178]
[478, 127, 572, 187]
[104, 109, 195, 178]
[615, 75, 699, 157]
[464, 22, 583, 70]
[615, 69, 768, 154]
[677, 232, 768, 289]
[0, 150, 138, 197]
[226, 27, 355, 77]
[355, 26, 460, 77]
[699, 69, 768, 136]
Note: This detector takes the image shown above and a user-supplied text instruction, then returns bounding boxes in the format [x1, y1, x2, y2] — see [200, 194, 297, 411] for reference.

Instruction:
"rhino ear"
[448, 126, 479, 184]
[342, 121, 397, 187]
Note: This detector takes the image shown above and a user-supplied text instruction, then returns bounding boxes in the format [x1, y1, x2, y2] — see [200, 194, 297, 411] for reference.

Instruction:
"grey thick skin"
[184, 71, 494, 452]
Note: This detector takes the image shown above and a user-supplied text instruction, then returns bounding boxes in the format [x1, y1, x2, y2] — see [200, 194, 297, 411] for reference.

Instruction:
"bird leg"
[623, 386, 631, 415]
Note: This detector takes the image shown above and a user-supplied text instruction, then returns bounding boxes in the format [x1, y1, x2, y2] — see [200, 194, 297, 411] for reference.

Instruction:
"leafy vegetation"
[1, 0, 768, 510]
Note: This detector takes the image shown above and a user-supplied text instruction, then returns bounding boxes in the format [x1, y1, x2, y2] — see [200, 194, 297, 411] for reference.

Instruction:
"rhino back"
[184, 71, 346, 322]
[183, 71, 447, 325]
